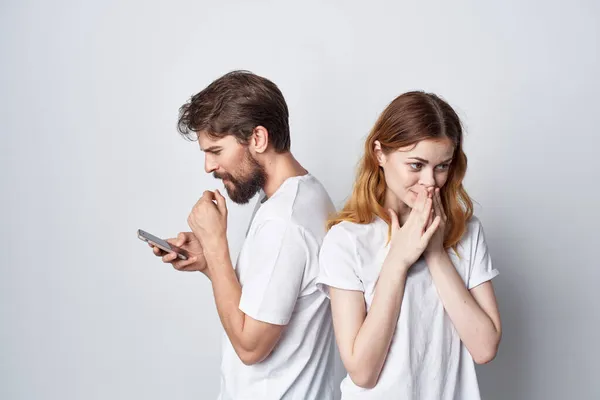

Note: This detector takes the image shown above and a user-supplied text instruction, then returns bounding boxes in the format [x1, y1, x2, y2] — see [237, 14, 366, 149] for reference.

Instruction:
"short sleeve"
[316, 224, 364, 297]
[238, 220, 307, 326]
[467, 219, 499, 289]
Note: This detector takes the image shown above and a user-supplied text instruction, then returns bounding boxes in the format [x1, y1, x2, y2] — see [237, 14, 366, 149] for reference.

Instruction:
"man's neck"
[261, 152, 308, 199]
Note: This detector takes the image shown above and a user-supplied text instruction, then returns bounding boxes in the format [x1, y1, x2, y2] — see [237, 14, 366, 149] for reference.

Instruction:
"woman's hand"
[386, 187, 441, 271]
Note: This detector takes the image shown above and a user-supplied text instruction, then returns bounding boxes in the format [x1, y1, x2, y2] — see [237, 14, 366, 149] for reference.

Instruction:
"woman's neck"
[383, 190, 411, 225]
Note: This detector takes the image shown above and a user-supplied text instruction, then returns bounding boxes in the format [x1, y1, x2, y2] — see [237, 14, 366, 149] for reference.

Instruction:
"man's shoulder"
[260, 174, 334, 226]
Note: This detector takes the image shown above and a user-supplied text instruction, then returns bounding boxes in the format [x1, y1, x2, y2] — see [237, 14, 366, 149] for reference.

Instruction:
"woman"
[317, 92, 501, 399]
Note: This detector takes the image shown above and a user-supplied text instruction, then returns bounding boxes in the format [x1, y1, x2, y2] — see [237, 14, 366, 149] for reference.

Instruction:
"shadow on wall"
[476, 210, 529, 400]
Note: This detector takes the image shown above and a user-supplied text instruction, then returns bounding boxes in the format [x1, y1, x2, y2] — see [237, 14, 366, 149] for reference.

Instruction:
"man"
[150, 71, 336, 399]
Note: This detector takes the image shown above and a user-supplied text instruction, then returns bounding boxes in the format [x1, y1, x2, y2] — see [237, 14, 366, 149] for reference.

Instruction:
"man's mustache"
[213, 172, 235, 182]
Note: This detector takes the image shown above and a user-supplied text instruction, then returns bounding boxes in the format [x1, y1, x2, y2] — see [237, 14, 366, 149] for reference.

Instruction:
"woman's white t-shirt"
[316, 216, 499, 400]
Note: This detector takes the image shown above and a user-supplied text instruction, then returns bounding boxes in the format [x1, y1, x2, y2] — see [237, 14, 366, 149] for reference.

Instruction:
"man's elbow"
[352, 376, 378, 389]
[234, 330, 282, 366]
[237, 347, 270, 366]
[348, 368, 380, 389]
[239, 352, 259, 366]
[236, 349, 257, 366]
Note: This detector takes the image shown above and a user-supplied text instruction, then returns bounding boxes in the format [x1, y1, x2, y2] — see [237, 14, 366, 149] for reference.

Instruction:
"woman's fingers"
[419, 197, 434, 231]
[422, 215, 442, 245]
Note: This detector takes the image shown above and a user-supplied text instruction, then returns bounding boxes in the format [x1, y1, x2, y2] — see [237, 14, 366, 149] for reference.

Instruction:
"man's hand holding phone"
[150, 232, 208, 274]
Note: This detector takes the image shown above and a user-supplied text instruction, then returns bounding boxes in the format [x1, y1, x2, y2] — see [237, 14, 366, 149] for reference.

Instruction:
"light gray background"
[1, 0, 599, 399]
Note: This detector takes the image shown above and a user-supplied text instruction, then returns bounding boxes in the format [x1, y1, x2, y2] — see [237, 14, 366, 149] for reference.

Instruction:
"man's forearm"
[205, 243, 249, 355]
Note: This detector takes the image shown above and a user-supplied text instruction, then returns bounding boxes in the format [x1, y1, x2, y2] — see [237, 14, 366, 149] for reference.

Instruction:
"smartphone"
[137, 229, 188, 260]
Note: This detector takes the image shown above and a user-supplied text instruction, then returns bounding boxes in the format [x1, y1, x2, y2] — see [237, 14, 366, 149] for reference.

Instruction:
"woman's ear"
[374, 140, 385, 166]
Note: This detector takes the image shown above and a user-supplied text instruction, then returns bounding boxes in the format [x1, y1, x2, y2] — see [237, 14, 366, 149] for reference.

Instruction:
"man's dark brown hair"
[177, 70, 291, 152]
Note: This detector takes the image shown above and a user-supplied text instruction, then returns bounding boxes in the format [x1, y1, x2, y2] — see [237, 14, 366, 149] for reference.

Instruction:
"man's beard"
[213, 150, 266, 204]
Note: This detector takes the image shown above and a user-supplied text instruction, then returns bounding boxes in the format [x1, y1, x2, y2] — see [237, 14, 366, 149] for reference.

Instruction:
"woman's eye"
[436, 163, 450, 171]
[409, 163, 423, 171]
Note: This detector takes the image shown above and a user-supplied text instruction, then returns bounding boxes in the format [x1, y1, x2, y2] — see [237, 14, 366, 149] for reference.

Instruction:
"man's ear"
[251, 126, 269, 154]
[374, 140, 385, 166]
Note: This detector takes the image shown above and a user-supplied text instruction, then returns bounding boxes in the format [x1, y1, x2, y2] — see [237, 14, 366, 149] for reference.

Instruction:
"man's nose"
[204, 156, 218, 174]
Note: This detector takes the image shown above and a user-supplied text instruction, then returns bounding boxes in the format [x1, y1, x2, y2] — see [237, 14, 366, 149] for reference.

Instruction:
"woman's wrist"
[424, 249, 449, 267]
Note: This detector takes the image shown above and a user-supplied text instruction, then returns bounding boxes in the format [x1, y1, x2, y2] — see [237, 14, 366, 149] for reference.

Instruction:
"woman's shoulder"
[466, 215, 483, 231]
[458, 215, 485, 247]
[328, 217, 384, 238]
[321, 219, 387, 274]
[324, 218, 385, 248]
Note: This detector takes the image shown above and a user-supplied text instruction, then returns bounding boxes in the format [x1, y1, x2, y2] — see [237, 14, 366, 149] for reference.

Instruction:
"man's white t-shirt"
[218, 174, 337, 400]
[316, 216, 499, 400]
